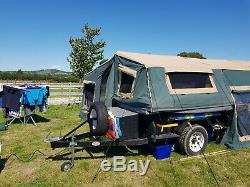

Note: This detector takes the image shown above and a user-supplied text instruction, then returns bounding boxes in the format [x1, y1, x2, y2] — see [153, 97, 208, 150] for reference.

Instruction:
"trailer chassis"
[46, 120, 179, 171]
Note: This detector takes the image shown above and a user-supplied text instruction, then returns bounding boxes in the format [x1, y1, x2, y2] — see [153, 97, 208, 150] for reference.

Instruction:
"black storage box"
[109, 107, 139, 140]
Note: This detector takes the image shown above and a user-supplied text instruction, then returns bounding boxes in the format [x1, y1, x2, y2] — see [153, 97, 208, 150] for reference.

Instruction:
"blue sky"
[0, 0, 249, 71]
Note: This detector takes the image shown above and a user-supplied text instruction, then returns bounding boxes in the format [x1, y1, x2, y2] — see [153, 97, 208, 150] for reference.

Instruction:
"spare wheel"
[88, 102, 108, 136]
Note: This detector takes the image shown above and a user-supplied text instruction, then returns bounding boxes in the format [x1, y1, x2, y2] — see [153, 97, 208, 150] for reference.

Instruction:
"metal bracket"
[69, 137, 77, 167]
[62, 120, 88, 140]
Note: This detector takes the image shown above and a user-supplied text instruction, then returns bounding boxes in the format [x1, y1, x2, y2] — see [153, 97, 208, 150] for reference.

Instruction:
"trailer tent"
[81, 51, 250, 149]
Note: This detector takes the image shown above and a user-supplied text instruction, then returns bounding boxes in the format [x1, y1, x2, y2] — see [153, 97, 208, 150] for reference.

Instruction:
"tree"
[177, 52, 206, 59]
[17, 69, 23, 74]
[67, 23, 106, 79]
[17, 69, 23, 80]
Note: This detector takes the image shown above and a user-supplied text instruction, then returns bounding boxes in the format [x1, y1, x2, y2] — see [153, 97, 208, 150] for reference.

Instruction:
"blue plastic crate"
[153, 144, 173, 160]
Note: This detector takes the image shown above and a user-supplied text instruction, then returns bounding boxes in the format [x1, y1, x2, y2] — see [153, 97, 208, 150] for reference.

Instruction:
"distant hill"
[27, 69, 71, 75]
[4, 69, 71, 75]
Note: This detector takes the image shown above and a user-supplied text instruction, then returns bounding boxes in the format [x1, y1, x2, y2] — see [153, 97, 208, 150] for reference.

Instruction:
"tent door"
[84, 83, 95, 108]
[233, 92, 250, 140]
[100, 65, 111, 102]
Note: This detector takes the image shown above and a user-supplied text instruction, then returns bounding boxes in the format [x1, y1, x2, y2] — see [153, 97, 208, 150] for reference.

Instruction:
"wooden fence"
[48, 83, 83, 105]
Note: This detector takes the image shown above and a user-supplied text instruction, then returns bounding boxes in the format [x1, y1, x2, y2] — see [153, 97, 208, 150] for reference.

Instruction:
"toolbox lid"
[108, 107, 138, 117]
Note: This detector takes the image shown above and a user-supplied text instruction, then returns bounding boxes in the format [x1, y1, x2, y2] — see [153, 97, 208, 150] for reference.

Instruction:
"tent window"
[120, 72, 134, 93]
[118, 65, 136, 98]
[169, 73, 212, 89]
[84, 83, 95, 107]
[166, 73, 217, 94]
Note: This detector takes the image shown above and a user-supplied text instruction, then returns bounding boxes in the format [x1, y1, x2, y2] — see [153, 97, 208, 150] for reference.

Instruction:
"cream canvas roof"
[115, 51, 250, 73]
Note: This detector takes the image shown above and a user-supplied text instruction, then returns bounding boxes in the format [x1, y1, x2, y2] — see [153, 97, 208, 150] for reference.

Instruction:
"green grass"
[0, 105, 249, 186]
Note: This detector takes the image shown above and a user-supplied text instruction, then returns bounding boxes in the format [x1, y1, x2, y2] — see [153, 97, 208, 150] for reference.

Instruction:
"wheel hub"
[90, 109, 97, 130]
[189, 132, 204, 153]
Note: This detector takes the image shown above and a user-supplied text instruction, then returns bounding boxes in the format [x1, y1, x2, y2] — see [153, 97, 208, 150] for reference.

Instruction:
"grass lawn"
[0, 105, 249, 187]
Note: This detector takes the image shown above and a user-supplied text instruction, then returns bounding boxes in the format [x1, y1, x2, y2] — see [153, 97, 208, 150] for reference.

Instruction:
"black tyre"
[61, 161, 73, 172]
[88, 102, 108, 136]
[178, 125, 208, 156]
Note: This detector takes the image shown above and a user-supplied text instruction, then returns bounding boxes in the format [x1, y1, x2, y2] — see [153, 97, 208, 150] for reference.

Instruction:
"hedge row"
[0, 72, 79, 83]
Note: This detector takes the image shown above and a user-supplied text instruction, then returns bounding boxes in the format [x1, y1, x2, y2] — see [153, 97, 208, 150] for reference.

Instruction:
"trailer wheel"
[61, 161, 73, 172]
[88, 102, 108, 136]
[179, 125, 208, 156]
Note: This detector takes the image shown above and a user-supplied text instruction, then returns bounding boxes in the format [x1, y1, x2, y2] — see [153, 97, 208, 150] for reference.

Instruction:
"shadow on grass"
[4, 114, 50, 125]
[0, 158, 8, 173]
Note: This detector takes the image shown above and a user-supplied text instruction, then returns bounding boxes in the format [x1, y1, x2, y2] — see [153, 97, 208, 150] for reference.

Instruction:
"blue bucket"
[142, 143, 173, 160]
[153, 144, 173, 160]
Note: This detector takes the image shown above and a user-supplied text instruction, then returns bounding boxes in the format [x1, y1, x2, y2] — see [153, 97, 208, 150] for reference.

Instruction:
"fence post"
[68, 82, 71, 103]
[78, 79, 82, 104]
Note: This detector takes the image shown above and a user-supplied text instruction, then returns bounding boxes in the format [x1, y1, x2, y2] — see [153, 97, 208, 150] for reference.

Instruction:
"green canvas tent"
[81, 51, 250, 149]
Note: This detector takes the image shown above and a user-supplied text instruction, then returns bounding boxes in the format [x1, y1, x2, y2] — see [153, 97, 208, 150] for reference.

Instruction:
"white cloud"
[50, 65, 61, 70]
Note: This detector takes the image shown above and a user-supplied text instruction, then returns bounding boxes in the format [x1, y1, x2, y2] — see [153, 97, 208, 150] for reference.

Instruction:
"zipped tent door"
[233, 92, 250, 141]
[100, 65, 112, 102]
[83, 83, 95, 108]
